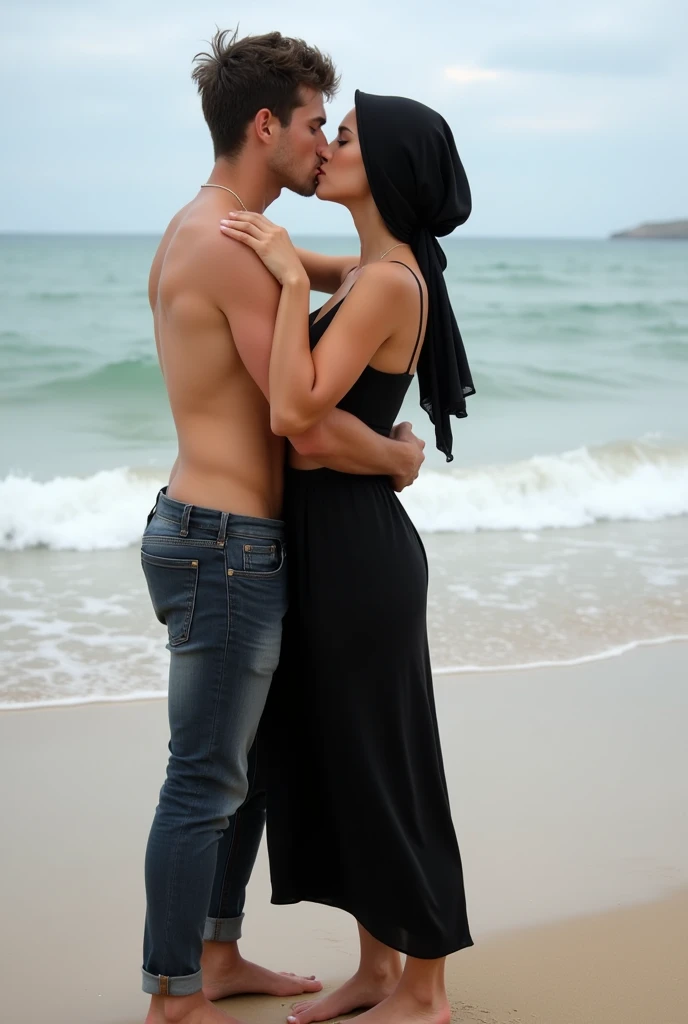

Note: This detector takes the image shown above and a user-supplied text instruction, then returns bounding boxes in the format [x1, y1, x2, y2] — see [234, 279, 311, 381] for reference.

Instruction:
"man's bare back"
[149, 194, 284, 519]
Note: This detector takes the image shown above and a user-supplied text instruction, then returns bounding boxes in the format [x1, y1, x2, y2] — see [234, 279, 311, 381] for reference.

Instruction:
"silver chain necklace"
[200, 183, 248, 211]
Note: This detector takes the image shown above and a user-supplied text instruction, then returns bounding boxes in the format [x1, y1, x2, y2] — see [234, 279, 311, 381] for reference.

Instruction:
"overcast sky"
[2, 0, 686, 237]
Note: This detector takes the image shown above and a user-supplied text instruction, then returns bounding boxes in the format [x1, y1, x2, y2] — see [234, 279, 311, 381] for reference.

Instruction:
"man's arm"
[207, 237, 422, 484]
[291, 418, 425, 491]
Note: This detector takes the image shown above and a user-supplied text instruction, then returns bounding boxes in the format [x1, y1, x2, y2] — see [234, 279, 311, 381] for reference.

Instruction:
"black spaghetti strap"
[390, 261, 424, 373]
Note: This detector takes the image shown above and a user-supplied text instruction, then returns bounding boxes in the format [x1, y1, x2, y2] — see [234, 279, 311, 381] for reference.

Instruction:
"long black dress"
[264, 265, 473, 959]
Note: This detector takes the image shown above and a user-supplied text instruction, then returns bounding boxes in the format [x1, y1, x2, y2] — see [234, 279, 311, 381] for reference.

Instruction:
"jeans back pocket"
[141, 550, 199, 647]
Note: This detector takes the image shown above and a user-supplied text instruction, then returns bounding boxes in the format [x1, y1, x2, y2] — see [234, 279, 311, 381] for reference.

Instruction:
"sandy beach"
[1, 642, 687, 1024]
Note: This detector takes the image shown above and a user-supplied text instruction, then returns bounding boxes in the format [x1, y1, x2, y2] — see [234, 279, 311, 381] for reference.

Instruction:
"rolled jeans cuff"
[142, 968, 202, 996]
[203, 913, 245, 942]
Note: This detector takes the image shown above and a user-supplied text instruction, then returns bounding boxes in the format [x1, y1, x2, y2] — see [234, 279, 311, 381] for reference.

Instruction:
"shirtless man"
[141, 30, 425, 1024]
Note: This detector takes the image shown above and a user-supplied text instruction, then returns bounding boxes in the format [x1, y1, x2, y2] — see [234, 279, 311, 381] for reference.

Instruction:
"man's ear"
[254, 108, 276, 144]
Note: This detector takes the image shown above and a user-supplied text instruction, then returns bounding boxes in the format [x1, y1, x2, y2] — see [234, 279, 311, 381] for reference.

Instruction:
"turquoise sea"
[1, 234, 687, 706]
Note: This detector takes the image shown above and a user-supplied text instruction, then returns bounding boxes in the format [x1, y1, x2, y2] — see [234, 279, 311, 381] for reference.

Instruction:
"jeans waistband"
[148, 488, 285, 542]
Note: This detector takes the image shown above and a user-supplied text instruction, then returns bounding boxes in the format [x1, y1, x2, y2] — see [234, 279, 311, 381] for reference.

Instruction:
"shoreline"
[3, 632, 688, 713]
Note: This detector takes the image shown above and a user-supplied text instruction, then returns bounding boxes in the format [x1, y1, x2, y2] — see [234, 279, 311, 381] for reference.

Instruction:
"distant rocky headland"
[611, 219, 688, 239]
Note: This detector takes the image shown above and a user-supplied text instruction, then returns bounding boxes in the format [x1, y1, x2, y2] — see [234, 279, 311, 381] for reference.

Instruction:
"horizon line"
[0, 230, 620, 242]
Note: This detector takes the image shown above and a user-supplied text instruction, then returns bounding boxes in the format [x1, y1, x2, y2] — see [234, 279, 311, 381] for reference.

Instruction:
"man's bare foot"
[144, 996, 166, 1024]
[202, 955, 323, 1001]
[144, 990, 245, 1024]
[287, 965, 401, 1024]
[323, 986, 450, 1024]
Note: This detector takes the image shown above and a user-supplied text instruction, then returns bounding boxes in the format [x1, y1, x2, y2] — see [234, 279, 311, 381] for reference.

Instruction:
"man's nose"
[316, 137, 332, 162]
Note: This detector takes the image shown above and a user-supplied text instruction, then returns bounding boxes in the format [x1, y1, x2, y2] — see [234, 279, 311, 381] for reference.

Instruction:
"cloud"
[1, 19, 192, 67]
[493, 113, 604, 135]
[486, 34, 673, 78]
[444, 66, 504, 85]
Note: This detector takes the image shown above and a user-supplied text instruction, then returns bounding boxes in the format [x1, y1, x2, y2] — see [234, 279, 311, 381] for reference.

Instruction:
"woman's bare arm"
[269, 263, 415, 435]
[218, 212, 420, 437]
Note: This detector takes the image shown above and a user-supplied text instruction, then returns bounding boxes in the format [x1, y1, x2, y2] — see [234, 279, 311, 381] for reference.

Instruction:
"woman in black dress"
[221, 91, 474, 1024]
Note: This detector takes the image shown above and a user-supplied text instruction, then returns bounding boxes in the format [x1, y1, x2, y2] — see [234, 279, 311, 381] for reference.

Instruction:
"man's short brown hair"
[192, 29, 339, 159]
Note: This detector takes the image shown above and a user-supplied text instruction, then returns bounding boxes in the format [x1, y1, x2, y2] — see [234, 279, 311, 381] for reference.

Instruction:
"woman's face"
[315, 107, 370, 205]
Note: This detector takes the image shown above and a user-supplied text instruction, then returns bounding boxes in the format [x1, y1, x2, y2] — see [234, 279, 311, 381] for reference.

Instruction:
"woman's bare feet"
[330, 986, 450, 1024]
[337, 954, 450, 1024]
[287, 963, 402, 1024]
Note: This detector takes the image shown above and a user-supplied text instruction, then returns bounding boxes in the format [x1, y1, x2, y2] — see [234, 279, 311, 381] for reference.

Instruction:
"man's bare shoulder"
[154, 203, 197, 266]
[149, 202, 195, 309]
[152, 202, 281, 323]
[188, 225, 282, 313]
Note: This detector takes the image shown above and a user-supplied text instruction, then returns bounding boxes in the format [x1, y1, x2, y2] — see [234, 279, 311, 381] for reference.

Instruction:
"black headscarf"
[354, 90, 474, 461]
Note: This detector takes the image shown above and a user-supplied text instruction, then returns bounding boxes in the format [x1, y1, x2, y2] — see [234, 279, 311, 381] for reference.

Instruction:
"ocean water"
[1, 233, 687, 707]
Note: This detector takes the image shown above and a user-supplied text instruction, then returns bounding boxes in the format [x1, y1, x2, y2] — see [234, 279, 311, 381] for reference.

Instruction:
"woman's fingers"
[220, 218, 264, 240]
[220, 224, 259, 249]
[228, 211, 274, 229]
[227, 211, 289, 246]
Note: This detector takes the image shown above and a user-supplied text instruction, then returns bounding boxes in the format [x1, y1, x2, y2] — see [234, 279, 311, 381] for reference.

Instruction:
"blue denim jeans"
[140, 489, 287, 996]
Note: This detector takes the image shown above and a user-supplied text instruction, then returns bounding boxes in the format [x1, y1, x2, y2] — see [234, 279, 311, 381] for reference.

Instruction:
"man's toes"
[280, 972, 321, 990]
[286, 978, 323, 994]
[300, 978, 323, 993]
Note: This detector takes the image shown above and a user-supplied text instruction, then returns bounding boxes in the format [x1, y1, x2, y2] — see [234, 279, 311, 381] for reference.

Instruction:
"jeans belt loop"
[180, 504, 192, 538]
[217, 511, 229, 546]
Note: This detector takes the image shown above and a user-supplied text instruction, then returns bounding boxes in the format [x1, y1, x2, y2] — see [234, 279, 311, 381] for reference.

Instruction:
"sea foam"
[1, 440, 687, 551]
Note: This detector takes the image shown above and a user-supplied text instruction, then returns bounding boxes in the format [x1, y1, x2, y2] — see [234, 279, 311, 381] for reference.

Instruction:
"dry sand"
[1, 642, 687, 1023]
